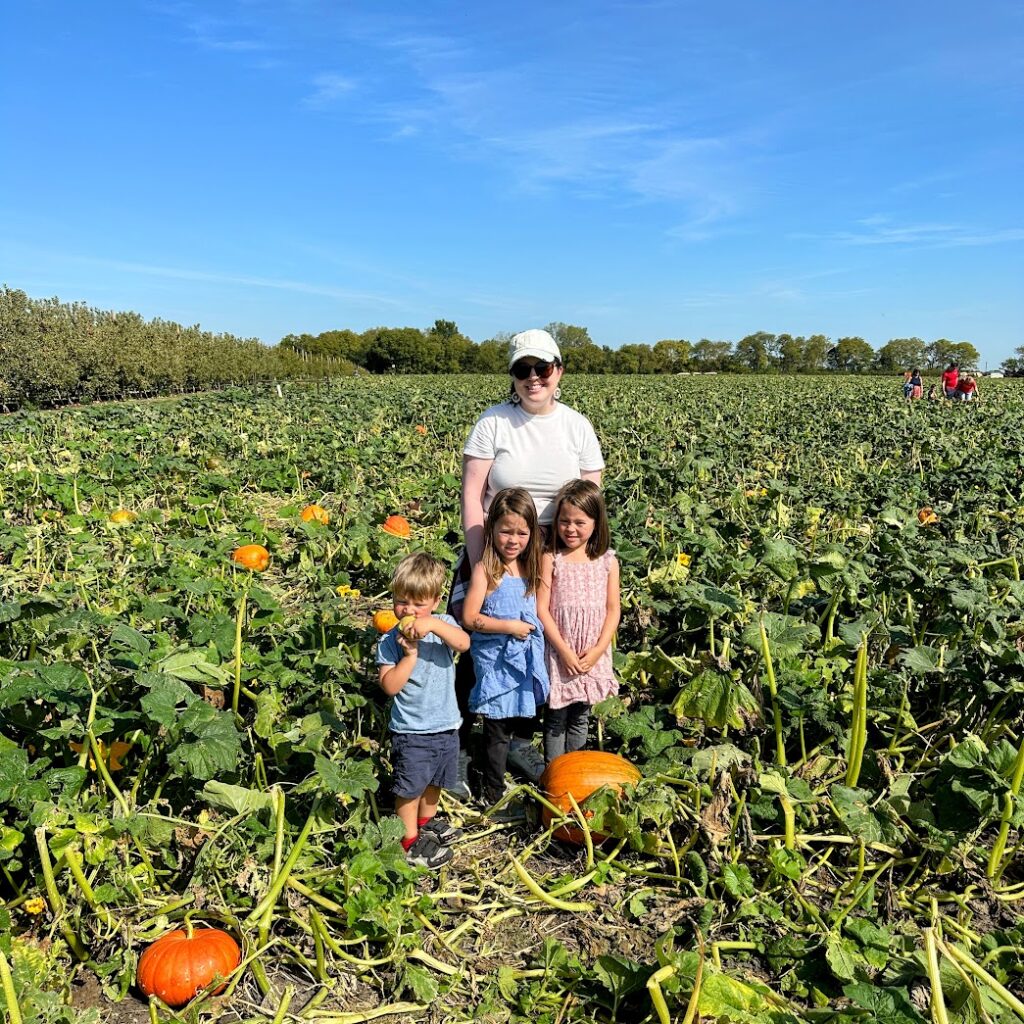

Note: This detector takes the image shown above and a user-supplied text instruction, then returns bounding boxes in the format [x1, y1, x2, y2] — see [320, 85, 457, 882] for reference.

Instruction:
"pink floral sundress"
[545, 549, 619, 710]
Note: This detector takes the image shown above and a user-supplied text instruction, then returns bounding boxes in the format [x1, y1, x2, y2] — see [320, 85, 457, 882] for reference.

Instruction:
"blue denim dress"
[469, 575, 549, 719]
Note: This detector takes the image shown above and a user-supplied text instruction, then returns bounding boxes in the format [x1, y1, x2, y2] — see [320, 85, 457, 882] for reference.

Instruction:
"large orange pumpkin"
[540, 751, 641, 845]
[231, 544, 270, 571]
[137, 927, 241, 1007]
[380, 515, 411, 539]
[300, 504, 330, 525]
[372, 609, 399, 633]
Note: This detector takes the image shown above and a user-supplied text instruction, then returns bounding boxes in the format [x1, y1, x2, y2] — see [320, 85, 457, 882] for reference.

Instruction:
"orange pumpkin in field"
[137, 926, 241, 1007]
[381, 515, 411, 539]
[918, 507, 939, 525]
[540, 751, 642, 845]
[372, 609, 399, 633]
[300, 504, 330, 525]
[231, 544, 270, 571]
[415, 424, 428, 435]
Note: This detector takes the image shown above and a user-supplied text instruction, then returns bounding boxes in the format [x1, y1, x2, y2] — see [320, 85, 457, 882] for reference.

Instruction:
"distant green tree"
[652, 339, 692, 373]
[735, 331, 776, 372]
[876, 338, 927, 372]
[802, 334, 829, 372]
[363, 327, 435, 373]
[1000, 346, 1024, 374]
[428, 319, 474, 371]
[470, 339, 508, 373]
[566, 343, 607, 374]
[829, 337, 875, 372]
[950, 341, 980, 368]
[691, 339, 733, 371]
[545, 323, 593, 352]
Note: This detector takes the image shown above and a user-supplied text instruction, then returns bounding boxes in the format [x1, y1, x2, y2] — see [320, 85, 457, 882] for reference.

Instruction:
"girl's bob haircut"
[480, 487, 542, 595]
[550, 479, 610, 559]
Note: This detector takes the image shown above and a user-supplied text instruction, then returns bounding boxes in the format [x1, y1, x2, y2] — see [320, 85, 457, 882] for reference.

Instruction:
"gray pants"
[543, 702, 590, 763]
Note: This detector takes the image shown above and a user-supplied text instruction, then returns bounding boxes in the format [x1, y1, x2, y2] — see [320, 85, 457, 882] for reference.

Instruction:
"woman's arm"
[462, 562, 534, 639]
[578, 557, 621, 673]
[537, 553, 584, 675]
[581, 468, 602, 486]
[461, 456, 493, 567]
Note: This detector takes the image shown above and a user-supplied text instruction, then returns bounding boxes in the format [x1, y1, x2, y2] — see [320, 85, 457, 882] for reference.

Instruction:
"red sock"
[417, 816, 432, 828]
[401, 834, 417, 850]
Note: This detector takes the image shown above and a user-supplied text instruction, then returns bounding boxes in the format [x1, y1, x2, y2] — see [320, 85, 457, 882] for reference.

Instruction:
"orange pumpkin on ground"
[231, 544, 270, 571]
[372, 609, 399, 633]
[540, 751, 642, 845]
[918, 507, 939, 525]
[300, 504, 330, 525]
[381, 515, 411, 538]
[415, 424, 428, 435]
[137, 927, 241, 1008]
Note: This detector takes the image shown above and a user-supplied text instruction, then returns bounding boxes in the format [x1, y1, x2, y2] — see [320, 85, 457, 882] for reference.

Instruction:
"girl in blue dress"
[462, 487, 549, 805]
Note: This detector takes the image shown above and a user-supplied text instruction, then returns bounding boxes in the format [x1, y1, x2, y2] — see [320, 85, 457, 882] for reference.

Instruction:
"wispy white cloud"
[188, 15, 269, 52]
[835, 217, 1024, 248]
[58, 252, 404, 307]
[303, 73, 357, 108]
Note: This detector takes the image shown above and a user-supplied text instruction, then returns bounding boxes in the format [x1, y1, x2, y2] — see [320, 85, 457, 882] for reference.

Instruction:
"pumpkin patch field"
[1, 375, 1023, 1023]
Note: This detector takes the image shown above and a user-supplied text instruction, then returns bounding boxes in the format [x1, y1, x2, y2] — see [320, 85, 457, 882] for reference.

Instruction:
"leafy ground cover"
[1, 375, 1022, 1024]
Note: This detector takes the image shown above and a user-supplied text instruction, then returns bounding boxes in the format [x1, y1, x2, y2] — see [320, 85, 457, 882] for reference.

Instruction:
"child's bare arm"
[378, 637, 417, 696]
[422, 616, 471, 653]
[461, 563, 533, 637]
[538, 554, 583, 673]
[578, 558, 622, 672]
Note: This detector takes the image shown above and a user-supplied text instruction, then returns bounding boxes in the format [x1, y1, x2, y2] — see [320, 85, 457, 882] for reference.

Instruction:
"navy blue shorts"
[390, 729, 459, 798]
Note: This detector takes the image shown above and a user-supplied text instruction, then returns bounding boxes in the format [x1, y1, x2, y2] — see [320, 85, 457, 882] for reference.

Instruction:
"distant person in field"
[450, 329, 605, 798]
[955, 375, 980, 402]
[537, 480, 621, 764]
[904, 368, 923, 400]
[927, 384, 939, 401]
[941, 361, 960, 399]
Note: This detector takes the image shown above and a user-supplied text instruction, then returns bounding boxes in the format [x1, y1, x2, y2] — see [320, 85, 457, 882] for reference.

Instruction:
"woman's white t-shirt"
[463, 402, 605, 524]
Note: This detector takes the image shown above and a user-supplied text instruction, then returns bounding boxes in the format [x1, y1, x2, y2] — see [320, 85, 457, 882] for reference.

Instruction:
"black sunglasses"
[510, 359, 559, 381]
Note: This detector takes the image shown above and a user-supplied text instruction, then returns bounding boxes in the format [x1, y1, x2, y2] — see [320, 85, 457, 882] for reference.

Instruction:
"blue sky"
[3, 1, 1022, 365]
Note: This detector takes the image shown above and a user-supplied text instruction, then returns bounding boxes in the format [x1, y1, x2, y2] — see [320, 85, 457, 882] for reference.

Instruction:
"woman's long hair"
[480, 487, 542, 596]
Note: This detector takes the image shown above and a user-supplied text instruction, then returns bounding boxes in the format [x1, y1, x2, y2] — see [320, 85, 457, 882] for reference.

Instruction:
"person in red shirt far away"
[955, 375, 980, 402]
[941, 362, 959, 399]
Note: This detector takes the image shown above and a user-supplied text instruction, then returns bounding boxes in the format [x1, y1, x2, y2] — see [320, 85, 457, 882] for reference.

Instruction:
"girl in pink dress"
[537, 480, 621, 763]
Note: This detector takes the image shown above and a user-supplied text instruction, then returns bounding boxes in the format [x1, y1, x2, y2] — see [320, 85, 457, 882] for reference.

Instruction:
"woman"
[941, 362, 960, 399]
[451, 329, 604, 794]
[955, 375, 980, 402]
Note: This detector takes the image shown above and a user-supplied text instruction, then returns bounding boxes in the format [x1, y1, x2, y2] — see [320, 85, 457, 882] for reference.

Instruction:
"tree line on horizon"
[3, 288, 1020, 408]
[282, 320, 998, 376]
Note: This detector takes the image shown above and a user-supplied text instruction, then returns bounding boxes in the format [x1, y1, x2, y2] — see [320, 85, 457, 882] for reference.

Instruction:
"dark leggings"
[480, 716, 535, 802]
[543, 702, 590, 762]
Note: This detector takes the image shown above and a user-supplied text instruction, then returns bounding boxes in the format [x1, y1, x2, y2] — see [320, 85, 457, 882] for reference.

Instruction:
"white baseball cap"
[508, 329, 562, 368]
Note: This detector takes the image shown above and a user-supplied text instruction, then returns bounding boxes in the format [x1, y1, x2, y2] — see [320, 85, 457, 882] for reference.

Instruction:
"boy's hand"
[508, 620, 536, 640]
[396, 633, 418, 657]
[402, 616, 434, 641]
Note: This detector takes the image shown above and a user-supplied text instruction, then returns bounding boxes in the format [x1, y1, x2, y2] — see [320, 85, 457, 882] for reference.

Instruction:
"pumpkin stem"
[183, 914, 194, 939]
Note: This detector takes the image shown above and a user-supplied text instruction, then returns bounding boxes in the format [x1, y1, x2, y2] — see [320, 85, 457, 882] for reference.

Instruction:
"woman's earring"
[510, 391, 521, 405]
[553, 386, 561, 400]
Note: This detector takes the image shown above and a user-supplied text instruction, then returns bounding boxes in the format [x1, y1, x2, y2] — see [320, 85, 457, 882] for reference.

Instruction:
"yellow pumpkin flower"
[24, 897, 47, 915]
[335, 584, 361, 599]
[70, 739, 132, 772]
[676, 552, 691, 567]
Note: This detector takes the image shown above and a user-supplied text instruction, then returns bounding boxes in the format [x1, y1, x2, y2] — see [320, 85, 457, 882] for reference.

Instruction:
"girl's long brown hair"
[480, 487, 542, 595]
[550, 479, 610, 558]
